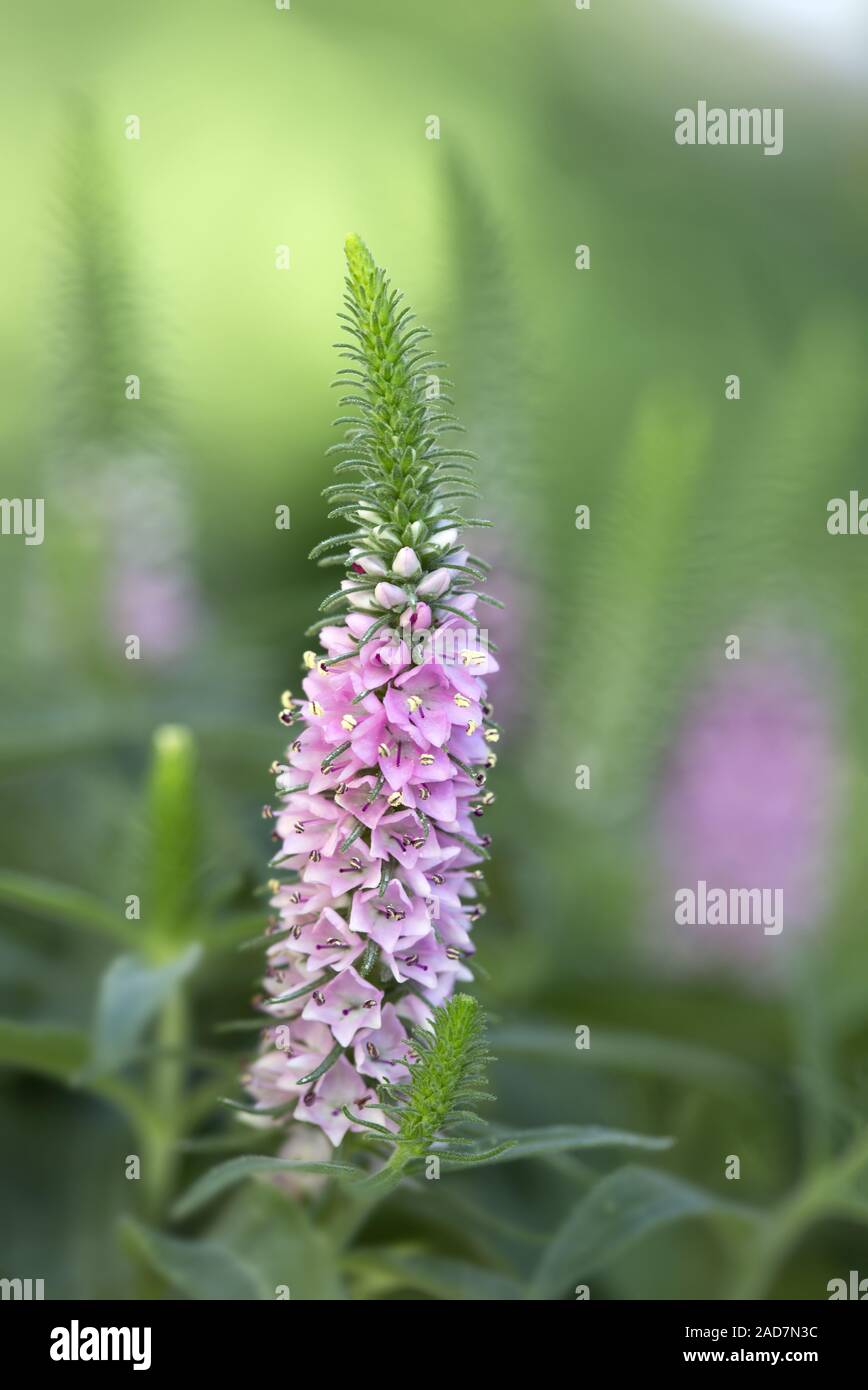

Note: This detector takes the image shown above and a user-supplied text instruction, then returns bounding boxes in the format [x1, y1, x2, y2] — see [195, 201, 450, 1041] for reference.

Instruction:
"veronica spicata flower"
[242, 236, 500, 1152]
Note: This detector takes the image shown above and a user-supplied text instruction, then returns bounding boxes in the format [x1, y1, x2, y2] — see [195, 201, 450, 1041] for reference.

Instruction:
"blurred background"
[1, 0, 868, 1300]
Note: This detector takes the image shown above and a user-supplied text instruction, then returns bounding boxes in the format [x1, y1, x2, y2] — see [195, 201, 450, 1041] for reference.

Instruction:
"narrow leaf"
[172, 1154, 360, 1219]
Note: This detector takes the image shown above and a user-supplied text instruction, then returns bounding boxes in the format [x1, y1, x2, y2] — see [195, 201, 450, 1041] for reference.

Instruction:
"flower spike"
[241, 236, 500, 1167]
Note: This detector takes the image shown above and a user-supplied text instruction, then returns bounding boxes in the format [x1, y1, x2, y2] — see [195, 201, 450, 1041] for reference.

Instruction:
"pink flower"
[295, 1055, 378, 1146]
[241, 235, 499, 1157]
[301, 966, 383, 1046]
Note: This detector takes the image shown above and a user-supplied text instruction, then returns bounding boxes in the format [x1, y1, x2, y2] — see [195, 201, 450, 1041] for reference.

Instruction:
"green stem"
[144, 987, 188, 1222]
[321, 1148, 415, 1248]
[356, 1146, 413, 1197]
[793, 949, 834, 1172]
[732, 1125, 868, 1299]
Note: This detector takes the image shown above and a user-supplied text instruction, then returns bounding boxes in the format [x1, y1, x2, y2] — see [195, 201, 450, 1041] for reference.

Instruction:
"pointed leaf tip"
[344, 233, 375, 278]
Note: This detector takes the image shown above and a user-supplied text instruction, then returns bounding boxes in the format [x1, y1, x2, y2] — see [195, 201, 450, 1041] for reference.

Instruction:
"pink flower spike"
[242, 236, 500, 1156]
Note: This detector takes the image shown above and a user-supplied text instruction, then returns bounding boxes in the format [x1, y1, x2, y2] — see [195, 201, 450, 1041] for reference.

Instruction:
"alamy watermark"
[378, 624, 490, 671]
[675, 880, 783, 936]
[675, 102, 783, 157]
[50, 1321, 151, 1370]
[0, 498, 44, 545]
[0, 1276, 44, 1299]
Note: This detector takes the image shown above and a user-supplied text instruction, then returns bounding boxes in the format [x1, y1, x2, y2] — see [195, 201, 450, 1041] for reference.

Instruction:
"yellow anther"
[340, 713, 358, 731]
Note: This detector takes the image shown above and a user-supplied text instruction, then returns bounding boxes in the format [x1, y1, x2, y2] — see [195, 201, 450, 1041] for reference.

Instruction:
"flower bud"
[342, 578, 377, 610]
[349, 550, 387, 576]
[400, 602, 432, 630]
[392, 546, 421, 578]
[429, 527, 458, 554]
[373, 582, 409, 609]
[417, 567, 450, 598]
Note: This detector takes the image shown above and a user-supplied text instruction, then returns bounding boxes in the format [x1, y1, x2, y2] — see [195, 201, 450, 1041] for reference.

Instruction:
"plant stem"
[731, 1124, 868, 1299]
[322, 1148, 415, 1248]
[793, 948, 834, 1172]
[144, 986, 188, 1222]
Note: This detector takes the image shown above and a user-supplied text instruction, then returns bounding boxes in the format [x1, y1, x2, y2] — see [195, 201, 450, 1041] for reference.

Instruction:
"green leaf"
[530, 1165, 756, 1300]
[345, 1250, 523, 1301]
[211, 1183, 347, 1301]
[0, 1018, 89, 1082]
[172, 1154, 360, 1219]
[200, 911, 270, 953]
[91, 944, 202, 1071]
[0, 869, 135, 946]
[0, 1020, 160, 1141]
[491, 1023, 761, 1090]
[440, 1124, 673, 1169]
[120, 1218, 267, 1300]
